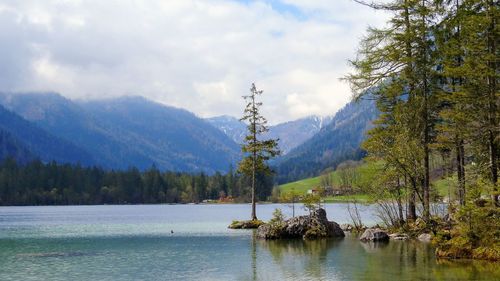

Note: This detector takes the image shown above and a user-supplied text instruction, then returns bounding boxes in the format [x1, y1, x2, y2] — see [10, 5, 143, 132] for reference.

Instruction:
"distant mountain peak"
[207, 113, 334, 155]
[275, 98, 378, 183]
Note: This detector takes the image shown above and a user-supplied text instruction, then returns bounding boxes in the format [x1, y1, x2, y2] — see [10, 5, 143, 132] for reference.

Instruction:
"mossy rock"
[303, 225, 328, 239]
[257, 208, 345, 240]
[228, 219, 264, 229]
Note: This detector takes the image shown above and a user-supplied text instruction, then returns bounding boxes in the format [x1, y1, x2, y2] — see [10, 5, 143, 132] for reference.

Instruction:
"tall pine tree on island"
[239, 83, 280, 221]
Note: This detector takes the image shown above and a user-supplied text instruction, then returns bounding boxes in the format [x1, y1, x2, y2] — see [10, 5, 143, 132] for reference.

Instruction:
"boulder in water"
[359, 228, 389, 242]
[389, 233, 409, 240]
[418, 233, 433, 242]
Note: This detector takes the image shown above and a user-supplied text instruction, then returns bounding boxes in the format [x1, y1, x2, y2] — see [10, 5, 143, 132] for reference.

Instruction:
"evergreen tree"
[347, 0, 441, 221]
[239, 83, 280, 220]
[436, 0, 499, 204]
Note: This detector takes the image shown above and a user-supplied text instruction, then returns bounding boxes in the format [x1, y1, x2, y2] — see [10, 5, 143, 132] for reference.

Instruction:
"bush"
[435, 201, 500, 261]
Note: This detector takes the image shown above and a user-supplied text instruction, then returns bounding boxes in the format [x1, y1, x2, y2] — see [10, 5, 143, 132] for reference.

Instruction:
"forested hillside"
[0, 93, 240, 173]
[275, 98, 378, 183]
[0, 103, 95, 165]
[0, 158, 273, 206]
[0, 130, 33, 164]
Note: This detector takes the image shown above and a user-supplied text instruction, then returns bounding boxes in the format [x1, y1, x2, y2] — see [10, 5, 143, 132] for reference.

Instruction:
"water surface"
[0, 204, 498, 280]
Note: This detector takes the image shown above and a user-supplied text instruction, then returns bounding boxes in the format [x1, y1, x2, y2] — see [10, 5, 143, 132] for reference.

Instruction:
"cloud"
[0, 0, 389, 124]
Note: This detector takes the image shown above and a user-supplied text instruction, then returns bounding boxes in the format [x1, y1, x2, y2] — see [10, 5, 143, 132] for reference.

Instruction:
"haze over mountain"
[0, 102, 95, 165]
[0, 91, 378, 180]
[0, 93, 240, 173]
[206, 115, 333, 154]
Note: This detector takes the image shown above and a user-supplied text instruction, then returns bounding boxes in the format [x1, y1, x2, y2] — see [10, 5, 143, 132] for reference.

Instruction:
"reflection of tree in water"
[251, 231, 257, 281]
[357, 240, 434, 280]
[359, 240, 390, 253]
[251, 235, 499, 280]
[358, 240, 500, 281]
[258, 238, 342, 279]
[433, 259, 500, 280]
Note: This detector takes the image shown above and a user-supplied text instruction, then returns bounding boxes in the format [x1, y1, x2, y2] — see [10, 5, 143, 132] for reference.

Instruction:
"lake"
[0, 204, 498, 280]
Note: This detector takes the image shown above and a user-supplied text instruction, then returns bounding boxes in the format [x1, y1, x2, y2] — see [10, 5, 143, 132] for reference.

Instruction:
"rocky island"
[257, 208, 345, 240]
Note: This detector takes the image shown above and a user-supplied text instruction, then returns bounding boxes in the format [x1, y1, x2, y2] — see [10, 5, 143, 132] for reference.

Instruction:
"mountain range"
[0, 92, 378, 181]
[274, 98, 378, 183]
[206, 115, 333, 154]
[0, 93, 239, 173]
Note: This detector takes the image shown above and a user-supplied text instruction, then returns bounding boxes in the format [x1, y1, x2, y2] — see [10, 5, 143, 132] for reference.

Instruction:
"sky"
[0, 0, 389, 124]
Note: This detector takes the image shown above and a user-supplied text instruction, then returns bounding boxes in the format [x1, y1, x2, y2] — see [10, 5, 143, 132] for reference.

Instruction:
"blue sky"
[236, 0, 307, 19]
[0, 0, 389, 124]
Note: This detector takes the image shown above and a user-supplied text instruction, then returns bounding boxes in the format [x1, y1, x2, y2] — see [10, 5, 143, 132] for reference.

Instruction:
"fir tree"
[239, 83, 280, 220]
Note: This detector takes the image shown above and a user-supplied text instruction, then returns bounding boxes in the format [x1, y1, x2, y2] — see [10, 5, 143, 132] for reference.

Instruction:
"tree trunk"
[251, 92, 258, 221]
[456, 139, 466, 205]
[408, 179, 417, 221]
[397, 178, 404, 225]
[421, 0, 431, 222]
[486, 0, 498, 204]
[251, 159, 256, 220]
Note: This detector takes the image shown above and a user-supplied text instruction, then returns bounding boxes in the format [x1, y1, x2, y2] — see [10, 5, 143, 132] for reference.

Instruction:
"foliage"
[238, 83, 280, 220]
[270, 208, 286, 225]
[0, 158, 275, 206]
[228, 219, 265, 229]
[346, 0, 499, 232]
[435, 201, 500, 261]
[302, 193, 321, 214]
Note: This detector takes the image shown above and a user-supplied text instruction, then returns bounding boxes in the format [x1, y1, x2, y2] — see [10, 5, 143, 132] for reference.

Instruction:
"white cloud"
[0, 0, 389, 124]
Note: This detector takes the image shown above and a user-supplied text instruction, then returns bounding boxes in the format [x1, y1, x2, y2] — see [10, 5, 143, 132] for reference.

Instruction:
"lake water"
[0, 204, 498, 280]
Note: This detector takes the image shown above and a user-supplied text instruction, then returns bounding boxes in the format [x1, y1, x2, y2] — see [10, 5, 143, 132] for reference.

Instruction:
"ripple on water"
[0, 204, 498, 281]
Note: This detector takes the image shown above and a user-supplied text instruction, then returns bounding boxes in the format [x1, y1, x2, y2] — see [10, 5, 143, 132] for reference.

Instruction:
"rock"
[257, 208, 345, 240]
[228, 219, 264, 229]
[341, 224, 354, 232]
[418, 233, 433, 242]
[256, 223, 284, 239]
[389, 233, 409, 240]
[359, 228, 389, 242]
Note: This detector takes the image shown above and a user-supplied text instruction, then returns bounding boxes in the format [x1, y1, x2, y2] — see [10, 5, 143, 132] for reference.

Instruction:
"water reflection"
[1, 205, 499, 281]
[258, 236, 343, 279]
[256, 234, 500, 281]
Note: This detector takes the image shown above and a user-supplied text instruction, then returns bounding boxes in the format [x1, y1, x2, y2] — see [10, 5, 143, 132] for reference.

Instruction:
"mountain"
[79, 96, 240, 173]
[0, 130, 34, 164]
[206, 115, 333, 154]
[265, 116, 333, 154]
[0, 102, 95, 165]
[0, 93, 240, 173]
[274, 98, 378, 183]
[206, 115, 246, 144]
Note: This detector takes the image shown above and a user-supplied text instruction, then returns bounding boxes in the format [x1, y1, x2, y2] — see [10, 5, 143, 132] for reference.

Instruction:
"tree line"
[0, 158, 274, 206]
[345, 0, 498, 223]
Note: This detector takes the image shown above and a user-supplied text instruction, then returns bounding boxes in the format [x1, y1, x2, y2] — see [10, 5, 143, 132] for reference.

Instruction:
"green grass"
[279, 175, 322, 194]
[278, 169, 372, 203]
[279, 171, 340, 195]
[279, 161, 460, 204]
[432, 176, 457, 199]
[323, 194, 373, 203]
